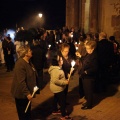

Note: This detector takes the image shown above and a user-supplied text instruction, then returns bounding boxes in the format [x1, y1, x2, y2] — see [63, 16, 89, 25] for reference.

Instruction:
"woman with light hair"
[76, 40, 98, 110]
[11, 45, 37, 120]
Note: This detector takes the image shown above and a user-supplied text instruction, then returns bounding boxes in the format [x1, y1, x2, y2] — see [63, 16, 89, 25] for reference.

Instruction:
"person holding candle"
[48, 54, 72, 120]
[11, 45, 37, 120]
[76, 40, 98, 110]
[58, 43, 73, 103]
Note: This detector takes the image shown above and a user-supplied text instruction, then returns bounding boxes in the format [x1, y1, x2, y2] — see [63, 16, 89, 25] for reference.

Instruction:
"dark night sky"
[0, 0, 66, 30]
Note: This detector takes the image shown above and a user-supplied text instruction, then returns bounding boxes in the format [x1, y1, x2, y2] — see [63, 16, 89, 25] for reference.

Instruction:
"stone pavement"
[0, 64, 120, 120]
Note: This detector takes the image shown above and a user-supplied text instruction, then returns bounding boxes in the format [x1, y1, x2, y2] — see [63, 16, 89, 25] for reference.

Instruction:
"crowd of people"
[0, 26, 120, 120]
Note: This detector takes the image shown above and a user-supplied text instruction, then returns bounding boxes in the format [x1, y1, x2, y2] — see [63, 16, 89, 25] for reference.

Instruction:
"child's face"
[61, 47, 69, 57]
[58, 57, 63, 66]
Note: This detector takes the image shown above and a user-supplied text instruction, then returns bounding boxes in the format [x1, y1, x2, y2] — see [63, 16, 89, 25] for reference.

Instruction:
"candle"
[71, 34, 73, 38]
[75, 42, 77, 44]
[25, 86, 39, 113]
[71, 32, 73, 38]
[76, 46, 78, 50]
[71, 60, 75, 68]
[48, 44, 51, 48]
[59, 40, 62, 43]
[68, 60, 75, 81]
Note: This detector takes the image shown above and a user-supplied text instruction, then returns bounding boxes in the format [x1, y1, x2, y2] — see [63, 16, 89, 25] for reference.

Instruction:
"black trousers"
[64, 85, 68, 98]
[53, 91, 67, 117]
[97, 67, 110, 92]
[36, 69, 43, 91]
[5, 54, 14, 71]
[15, 98, 31, 120]
[82, 78, 94, 107]
[79, 77, 85, 98]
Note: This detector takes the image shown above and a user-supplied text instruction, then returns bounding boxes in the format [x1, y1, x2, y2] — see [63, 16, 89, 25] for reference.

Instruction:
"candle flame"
[33, 86, 39, 92]
[71, 60, 75, 67]
[76, 46, 78, 50]
[48, 44, 51, 48]
[59, 40, 62, 43]
[71, 34, 73, 38]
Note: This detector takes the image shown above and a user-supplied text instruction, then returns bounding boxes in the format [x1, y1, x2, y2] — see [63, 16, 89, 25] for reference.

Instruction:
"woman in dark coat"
[11, 45, 37, 120]
[58, 43, 72, 100]
[76, 40, 98, 110]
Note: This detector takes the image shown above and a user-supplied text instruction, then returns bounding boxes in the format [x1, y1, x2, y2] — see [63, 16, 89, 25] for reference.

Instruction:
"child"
[48, 54, 72, 120]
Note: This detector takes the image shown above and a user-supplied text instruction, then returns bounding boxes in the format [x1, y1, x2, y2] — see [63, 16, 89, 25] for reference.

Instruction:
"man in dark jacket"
[31, 40, 44, 92]
[97, 32, 114, 92]
[4, 37, 15, 71]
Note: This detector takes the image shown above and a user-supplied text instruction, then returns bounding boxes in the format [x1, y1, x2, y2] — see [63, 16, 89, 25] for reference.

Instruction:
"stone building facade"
[66, 0, 120, 43]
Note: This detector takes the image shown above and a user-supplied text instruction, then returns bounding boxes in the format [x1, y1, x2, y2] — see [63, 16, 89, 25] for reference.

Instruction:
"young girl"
[48, 54, 72, 120]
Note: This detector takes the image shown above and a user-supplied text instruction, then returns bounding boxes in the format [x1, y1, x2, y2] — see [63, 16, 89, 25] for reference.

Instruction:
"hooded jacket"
[48, 66, 68, 93]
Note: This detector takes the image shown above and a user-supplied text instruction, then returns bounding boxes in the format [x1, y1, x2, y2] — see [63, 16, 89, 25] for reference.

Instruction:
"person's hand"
[68, 73, 70, 79]
[75, 51, 81, 58]
[65, 80, 69, 84]
[27, 94, 33, 101]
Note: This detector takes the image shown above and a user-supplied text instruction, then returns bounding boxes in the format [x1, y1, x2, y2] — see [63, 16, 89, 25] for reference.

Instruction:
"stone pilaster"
[66, 0, 79, 29]
[79, 0, 86, 32]
[89, 0, 98, 33]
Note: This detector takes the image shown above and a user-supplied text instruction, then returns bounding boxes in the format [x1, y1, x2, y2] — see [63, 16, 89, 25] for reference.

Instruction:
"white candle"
[71, 60, 75, 68]
[25, 86, 39, 113]
[33, 86, 39, 92]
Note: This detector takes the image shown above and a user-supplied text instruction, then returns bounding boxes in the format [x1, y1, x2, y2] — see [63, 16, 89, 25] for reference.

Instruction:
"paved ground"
[0, 64, 120, 120]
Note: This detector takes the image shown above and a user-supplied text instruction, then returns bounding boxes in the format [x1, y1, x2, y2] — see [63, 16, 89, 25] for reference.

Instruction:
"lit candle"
[71, 34, 73, 38]
[48, 44, 51, 48]
[75, 42, 77, 44]
[71, 60, 75, 68]
[71, 32, 73, 38]
[68, 60, 75, 81]
[59, 40, 62, 43]
[76, 46, 78, 50]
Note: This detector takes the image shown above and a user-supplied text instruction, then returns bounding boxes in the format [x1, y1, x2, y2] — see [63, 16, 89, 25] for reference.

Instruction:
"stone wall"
[99, 0, 120, 43]
[66, 0, 120, 43]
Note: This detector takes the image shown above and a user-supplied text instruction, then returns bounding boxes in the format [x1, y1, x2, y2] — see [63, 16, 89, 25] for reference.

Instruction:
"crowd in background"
[0, 26, 120, 120]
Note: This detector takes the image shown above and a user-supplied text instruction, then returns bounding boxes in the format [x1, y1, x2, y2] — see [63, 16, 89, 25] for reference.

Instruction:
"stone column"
[89, 0, 98, 33]
[66, 0, 79, 29]
[97, 0, 105, 32]
[79, 0, 86, 32]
